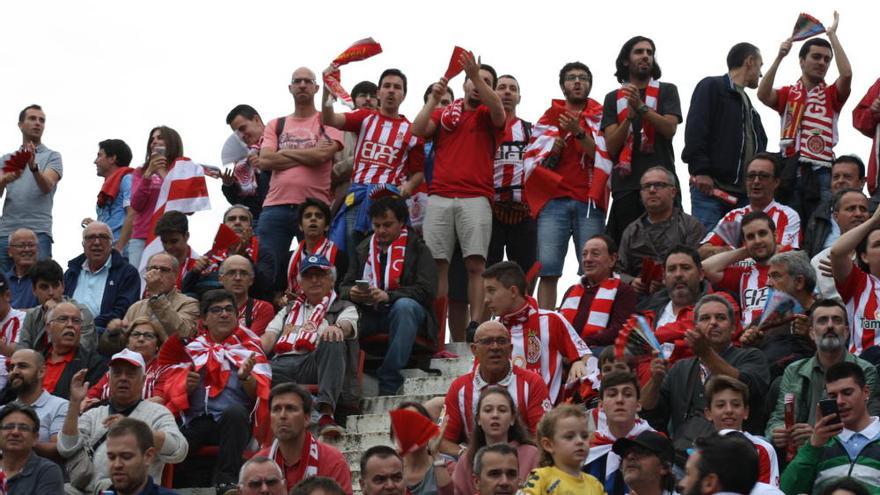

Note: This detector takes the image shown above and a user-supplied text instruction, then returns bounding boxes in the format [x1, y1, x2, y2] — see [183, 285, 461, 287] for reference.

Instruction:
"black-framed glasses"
[52, 315, 84, 326]
[475, 337, 510, 347]
[130, 331, 157, 340]
[746, 172, 774, 182]
[291, 78, 316, 85]
[9, 242, 36, 249]
[84, 234, 112, 243]
[640, 181, 674, 191]
[0, 423, 35, 432]
[207, 305, 236, 315]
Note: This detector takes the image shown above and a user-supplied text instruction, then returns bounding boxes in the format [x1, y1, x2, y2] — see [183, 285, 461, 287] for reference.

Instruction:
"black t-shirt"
[601, 82, 682, 192]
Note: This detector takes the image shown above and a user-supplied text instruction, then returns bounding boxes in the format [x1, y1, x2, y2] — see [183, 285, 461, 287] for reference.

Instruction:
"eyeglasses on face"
[207, 305, 236, 315]
[52, 315, 84, 326]
[474, 336, 510, 347]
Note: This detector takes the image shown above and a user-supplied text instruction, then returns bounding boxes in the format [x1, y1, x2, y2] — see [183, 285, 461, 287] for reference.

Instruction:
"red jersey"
[238, 298, 275, 336]
[341, 109, 425, 186]
[256, 440, 353, 495]
[701, 200, 801, 249]
[837, 265, 880, 354]
[720, 429, 779, 486]
[429, 105, 503, 199]
[718, 262, 771, 328]
[493, 118, 530, 202]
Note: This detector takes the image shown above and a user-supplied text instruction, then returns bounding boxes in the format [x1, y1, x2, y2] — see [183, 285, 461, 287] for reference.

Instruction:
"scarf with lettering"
[286, 237, 338, 294]
[615, 79, 660, 176]
[268, 432, 319, 483]
[363, 226, 408, 291]
[780, 79, 836, 165]
[274, 291, 336, 356]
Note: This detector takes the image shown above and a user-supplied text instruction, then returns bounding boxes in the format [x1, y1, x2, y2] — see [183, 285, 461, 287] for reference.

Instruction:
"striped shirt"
[341, 109, 424, 186]
[719, 262, 771, 328]
[837, 265, 880, 355]
[702, 200, 801, 249]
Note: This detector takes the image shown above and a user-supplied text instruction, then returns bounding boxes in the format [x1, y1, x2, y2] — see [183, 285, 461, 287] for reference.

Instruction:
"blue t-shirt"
[97, 173, 133, 241]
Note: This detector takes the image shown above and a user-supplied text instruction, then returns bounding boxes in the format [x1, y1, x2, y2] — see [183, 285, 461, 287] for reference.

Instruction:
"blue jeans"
[359, 298, 427, 395]
[689, 186, 748, 232]
[536, 198, 604, 276]
[0, 232, 52, 273]
[256, 204, 302, 281]
[790, 166, 832, 224]
[127, 238, 146, 268]
[343, 204, 366, 269]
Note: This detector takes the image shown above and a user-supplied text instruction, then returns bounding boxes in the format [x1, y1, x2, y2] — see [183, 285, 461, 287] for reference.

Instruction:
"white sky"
[1, 0, 877, 297]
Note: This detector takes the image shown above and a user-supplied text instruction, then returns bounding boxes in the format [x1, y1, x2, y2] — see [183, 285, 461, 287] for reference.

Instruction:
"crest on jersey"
[526, 330, 541, 364]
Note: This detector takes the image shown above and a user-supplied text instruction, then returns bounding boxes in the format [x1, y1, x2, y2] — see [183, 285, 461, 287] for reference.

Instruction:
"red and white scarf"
[268, 432, 319, 483]
[233, 142, 262, 197]
[439, 99, 465, 131]
[559, 277, 621, 338]
[175, 247, 201, 289]
[586, 408, 655, 479]
[286, 237, 338, 294]
[780, 79, 837, 166]
[363, 226, 408, 291]
[274, 291, 337, 356]
[615, 79, 660, 176]
[203, 236, 260, 275]
[0, 309, 25, 346]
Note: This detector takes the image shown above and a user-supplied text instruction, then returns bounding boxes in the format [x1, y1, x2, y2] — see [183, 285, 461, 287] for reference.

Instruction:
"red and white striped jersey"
[0, 308, 25, 346]
[493, 119, 530, 202]
[341, 109, 425, 186]
[720, 429, 779, 486]
[443, 366, 551, 443]
[837, 265, 880, 354]
[702, 200, 801, 249]
[718, 262, 771, 328]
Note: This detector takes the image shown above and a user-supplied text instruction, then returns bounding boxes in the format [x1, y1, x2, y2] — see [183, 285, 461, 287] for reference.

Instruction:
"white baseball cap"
[110, 348, 146, 371]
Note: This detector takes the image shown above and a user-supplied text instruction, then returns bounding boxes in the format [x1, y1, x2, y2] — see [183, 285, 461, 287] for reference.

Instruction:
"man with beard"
[6, 349, 67, 458]
[105, 417, 180, 495]
[810, 188, 869, 301]
[601, 36, 682, 245]
[360, 446, 406, 495]
[527, 62, 610, 310]
[679, 433, 759, 495]
[223, 105, 269, 224]
[255, 383, 352, 494]
[766, 299, 880, 450]
[683, 42, 767, 231]
[703, 211, 778, 329]
[472, 444, 520, 495]
[612, 431, 676, 495]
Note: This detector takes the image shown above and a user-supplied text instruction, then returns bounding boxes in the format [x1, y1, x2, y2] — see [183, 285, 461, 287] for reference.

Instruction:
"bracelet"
[433, 458, 447, 467]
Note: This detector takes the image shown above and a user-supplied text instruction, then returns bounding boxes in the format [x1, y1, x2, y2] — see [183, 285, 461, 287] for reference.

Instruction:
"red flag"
[211, 224, 241, 255]
[444, 46, 469, 80]
[2, 149, 31, 174]
[390, 409, 439, 454]
[638, 258, 664, 288]
[332, 38, 383, 66]
[524, 166, 562, 218]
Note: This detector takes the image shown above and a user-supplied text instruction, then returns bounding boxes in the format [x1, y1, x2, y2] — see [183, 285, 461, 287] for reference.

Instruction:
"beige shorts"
[423, 195, 492, 261]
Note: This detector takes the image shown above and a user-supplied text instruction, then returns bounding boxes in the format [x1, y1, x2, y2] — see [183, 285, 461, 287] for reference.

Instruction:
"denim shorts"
[536, 198, 604, 276]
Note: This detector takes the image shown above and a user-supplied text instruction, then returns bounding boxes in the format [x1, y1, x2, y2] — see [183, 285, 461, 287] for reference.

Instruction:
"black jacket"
[221, 170, 271, 224]
[682, 74, 767, 190]
[803, 197, 834, 258]
[63, 250, 141, 330]
[45, 348, 108, 401]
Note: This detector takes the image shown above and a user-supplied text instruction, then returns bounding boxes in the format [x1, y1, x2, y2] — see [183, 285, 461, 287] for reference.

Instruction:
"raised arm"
[826, 12, 852, 101]
[830, 200, 880, 284]
[702, 246, 750, 285]
[321, 81, 348, 130]
[461, 52, 505, 127]
[757, 39, 792, 109]
[412, 79, 446, 138]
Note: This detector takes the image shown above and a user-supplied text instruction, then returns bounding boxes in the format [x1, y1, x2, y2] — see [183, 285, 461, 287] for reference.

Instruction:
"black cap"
[612, 431, 674, 463]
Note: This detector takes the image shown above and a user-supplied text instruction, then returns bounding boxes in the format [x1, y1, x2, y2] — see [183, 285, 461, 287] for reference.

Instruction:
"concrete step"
[325, 431, 393, 452]
[428, 356, 473, 376]
[360, 393, 440, 415]
[440, 341, 473, 356]
[400, 368, 433, 379]
[345, 413, 391, 434]
[401, 374, 457, 395]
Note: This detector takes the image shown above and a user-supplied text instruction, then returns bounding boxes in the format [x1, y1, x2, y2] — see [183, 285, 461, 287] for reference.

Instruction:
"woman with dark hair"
[452, 387, 538, 495]
[128, 126, 184, 267]
[392, 401, 453, 495]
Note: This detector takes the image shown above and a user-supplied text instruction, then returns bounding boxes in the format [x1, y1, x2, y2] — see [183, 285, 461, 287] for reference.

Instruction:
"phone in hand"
[818, 398, 842, 425]
[355, 280, 370, 292]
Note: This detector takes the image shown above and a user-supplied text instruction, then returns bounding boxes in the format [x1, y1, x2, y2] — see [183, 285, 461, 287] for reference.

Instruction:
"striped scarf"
[585, 408, 655, 491]
[363, 227, 408, 291]
[780, 80, 837, 166]
[615, 79, 660, 176]
[286, 237, 338, 294]
[274, 291, 336, 356]
[268, 432, 319, 484]
[560, 277, 621, 338]
[439, 99, 465, 131]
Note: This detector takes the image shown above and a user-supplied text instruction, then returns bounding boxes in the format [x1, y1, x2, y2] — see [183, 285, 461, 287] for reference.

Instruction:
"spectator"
[483, 261, 593, 403]
[487, 75, 536, 283]
[853, 78, 880, 199]
[811, 189, 869, 301]
[64, 221, 140, 333]
[219, 255, 274, 336]
[558, 235, 637, 347]
[683, 42, 767, 230]
[264, 255, 356, 439]
[641, 294, 769, 438]
[223, 105, 270, 224]
[452, 387, 538, 495]
[360, 446, 406, 495]
[258, 67, 343, 279]
[0, 273, 25, 388]
[129, 126, 184, 269]
[766, 300, 880, 450]
[412, 51, 506, 340]
[804, 156, 868, 257]
[703, 211, 779, 329]
[699, 153, 801, 258]
[58, 350, 188, 494]
[6, 349, 68, 459]
[612, 431, 676, 495]
[601, 36, 682, 245]
[114, 252, 199, 340]
[286, 198, 345, 295]
[341, 195, 437, 396]
[679, 433, 759, 495]
[584, 371, 656, 495]
[471, 444, 521, 495]
[528, 62, 607, 310]
[39, 301, 107, 400]
[758, 13, 852, 222]
[105, 417, 181, 495]
[290, 477, 347, 495]
[238, 456, 288, 495]
[780, 362, 880, 495]
[4, 228, 39, 308]
[154, 211, 200, 291]
[439, 321, 550, 457]
[322, 68, 425, 266]
[0, 403, 64, 494]
[255, 383, 352, 494]
[87, 317, 168, 404]
[618, 166, 705, 292]
[392, 402, 452, 495]
[0, 104, 63, 270]
[84, 138, 134, 251]
[330, 80, 378, 217]
[17, 259, 97, 355]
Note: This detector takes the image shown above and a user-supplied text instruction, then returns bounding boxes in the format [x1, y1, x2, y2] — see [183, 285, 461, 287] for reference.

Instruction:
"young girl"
[521, 404, 605, 495]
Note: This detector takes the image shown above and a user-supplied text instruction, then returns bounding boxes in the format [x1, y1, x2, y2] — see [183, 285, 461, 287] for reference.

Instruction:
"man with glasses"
[699, 153, 801, 259]
[617, 167, 704, 292]
[39, 301, 107, 400]
[257, 67, 344, 278]
[116, 252, 199, 340]
[238, 456, 288, 495]
[218, 255, 274, 336]
[611, 431, 676, 495]
[0, 403, 64, 493]
[3, 228, 39, 308]
[439, 321, 550, 457]
[6, 349, 68, 459]
[63, 221, 140, 335]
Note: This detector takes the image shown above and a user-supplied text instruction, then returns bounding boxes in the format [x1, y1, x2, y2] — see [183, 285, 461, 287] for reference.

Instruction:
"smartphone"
[152, 145, 167, 158]
[818, 398, 842, 425]
[356, 280, 370, 291]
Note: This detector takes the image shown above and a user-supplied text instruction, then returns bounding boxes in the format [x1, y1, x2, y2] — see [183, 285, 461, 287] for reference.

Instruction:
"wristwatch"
[149, 293, 164, 303]
[637, 104, 650, 115]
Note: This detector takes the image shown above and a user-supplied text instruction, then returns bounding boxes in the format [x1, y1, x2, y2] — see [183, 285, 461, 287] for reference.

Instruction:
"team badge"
[526, 330, 541, 364]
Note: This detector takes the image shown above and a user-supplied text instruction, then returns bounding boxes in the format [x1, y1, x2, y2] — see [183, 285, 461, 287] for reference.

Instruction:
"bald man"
[63, 221, 140, 332]
[439, 321, 551, 457]
[257, 67, 344, 284]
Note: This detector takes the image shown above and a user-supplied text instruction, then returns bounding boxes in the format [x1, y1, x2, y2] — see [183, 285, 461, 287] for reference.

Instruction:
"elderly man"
[803, 156, 868, 257]
[612, 431, 676, 495]
[0, 403, 64, 493]
[360, 446, 407, 495]
[111, 252, 199, 340]
[559, 234, 637, 347]
[17, 259, 97, 355]
[238, 456, 288, 495]
[264, 255, 356, 438]
[641, 294, 770, 438]
[217, 255, 274, 336]
[440, 321, 550, 457]
[58, 349, 188, 494]
[6, 349, 68, 458]
[472, 444, 520, 495]
[38, 301, 106, 400]
[810, 188, 869, 301]
[617, 167, 705, 291]
[63, 221, 140, 333]
[4, 228, 39, 308]
[105, 417, 181, 495]
[255, 383, 352, 493]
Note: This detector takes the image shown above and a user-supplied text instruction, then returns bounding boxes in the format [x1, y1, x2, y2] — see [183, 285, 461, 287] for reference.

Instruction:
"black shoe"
[466, 321, 479, 343]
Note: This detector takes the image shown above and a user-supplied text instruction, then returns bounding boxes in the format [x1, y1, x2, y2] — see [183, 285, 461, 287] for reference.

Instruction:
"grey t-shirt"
[0, 143, 63, 236]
